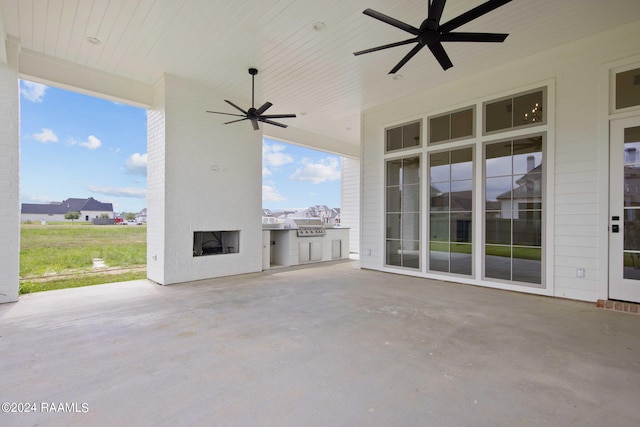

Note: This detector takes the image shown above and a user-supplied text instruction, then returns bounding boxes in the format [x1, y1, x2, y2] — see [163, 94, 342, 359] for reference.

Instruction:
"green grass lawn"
[20, 223, 147, 294]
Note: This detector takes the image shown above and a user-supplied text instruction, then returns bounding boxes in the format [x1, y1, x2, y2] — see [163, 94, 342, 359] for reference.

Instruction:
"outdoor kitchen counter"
[261, 227, 350, 270]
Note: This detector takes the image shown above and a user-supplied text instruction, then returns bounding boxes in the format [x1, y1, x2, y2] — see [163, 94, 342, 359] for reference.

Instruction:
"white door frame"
[609, 115, 640, 303]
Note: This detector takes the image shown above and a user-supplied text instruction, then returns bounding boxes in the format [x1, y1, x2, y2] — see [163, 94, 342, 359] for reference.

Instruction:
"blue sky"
[20, 80, 341, 213]
[262, 138, 341, 211]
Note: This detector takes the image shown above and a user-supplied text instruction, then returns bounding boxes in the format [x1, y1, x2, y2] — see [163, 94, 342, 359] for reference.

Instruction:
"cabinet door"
[310, 242, 323, 261]
[299, 242, 310, 264]
[332, 240, 342, 259]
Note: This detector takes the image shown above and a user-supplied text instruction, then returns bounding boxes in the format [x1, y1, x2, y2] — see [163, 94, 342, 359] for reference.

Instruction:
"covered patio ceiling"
[1, 0, 640, 146]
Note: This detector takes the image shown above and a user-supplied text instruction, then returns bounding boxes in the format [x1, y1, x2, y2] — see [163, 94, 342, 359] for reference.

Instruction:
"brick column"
[147, 74, 263, 285]
[0, 43, 20, 303]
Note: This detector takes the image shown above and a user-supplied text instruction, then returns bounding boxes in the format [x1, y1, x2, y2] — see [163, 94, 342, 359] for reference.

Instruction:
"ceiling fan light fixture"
[354, 0, 512, 72]
[206, 68, 297, 131]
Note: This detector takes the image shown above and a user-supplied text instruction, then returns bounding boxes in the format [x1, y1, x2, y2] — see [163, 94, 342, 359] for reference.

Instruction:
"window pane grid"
[428, 107, 474, 145]
[429, 147, 473, 275]
[485, 89, 545, 134]
[386, 121, 422, 152]
[386, 157, 420, 269]
[484, 137, 543, 285]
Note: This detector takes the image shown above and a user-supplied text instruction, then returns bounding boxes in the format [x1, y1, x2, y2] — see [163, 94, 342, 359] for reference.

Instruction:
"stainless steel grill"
[283, 218, 326, 237]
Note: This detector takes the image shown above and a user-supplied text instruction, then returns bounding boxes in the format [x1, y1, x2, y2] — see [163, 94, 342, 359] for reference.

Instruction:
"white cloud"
[263, 143, 294, 168]
[20, 81, 48, 102]
[79, 135, 102, 150]
[70, 135, 102, 149]
[87, 185, 146, 198]
[32, 128, 58, 143]
[125, 153, 148, 176]
[262, 167, 272, 177]
[289, 157, 340, 184]
[262, 184, 286, 202]
[21, 194, 55, 204]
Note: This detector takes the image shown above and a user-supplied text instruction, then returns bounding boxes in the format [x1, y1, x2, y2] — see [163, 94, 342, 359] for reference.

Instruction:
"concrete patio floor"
[1, 261, 639, 426]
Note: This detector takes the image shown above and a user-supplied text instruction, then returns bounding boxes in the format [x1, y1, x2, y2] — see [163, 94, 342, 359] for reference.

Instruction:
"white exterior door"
[609, 116, 640, 303]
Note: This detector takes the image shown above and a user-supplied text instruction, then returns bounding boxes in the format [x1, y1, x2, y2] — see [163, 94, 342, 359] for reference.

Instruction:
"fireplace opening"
[193, 231, 240, 256]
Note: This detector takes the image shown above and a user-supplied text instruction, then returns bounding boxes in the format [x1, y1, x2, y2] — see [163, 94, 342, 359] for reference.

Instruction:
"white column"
[147, 74, 263, 285]
[341, 157, 360, 255]
[0, 42, 19, 303]
[146, 78, 167, 284]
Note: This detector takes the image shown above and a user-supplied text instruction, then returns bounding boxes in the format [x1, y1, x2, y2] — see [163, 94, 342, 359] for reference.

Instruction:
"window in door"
[386, 156, 420, 269]
[484, 135, 544, 285]
[428, 147, 473, 275]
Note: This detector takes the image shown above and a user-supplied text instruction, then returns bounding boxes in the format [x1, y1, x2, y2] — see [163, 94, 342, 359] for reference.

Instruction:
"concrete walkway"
[1, 261, 639, 426]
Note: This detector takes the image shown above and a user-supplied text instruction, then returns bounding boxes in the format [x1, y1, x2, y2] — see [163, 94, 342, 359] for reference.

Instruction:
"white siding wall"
[340, 157, 360, 254]
[361, 20, 640, 302]
[0, 42, 19, 303]
[147, 74, 262, 285]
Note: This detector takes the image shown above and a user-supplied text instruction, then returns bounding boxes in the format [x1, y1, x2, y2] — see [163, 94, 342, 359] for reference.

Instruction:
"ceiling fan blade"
[206, 111, 247, 117]
[259, 118, 288, 128]
[389, 43, 425, 74]
[224, 100, 248, 114]
[224, 118, 249, 125]
[440, 0, 512, 33]
[261, 114, 297, 119]
[353, 37, 419, 56]
[426, 0, 447, 31]
[428, 42, 453, 70]
[255, 102, 273, 115]
[363, 9, 420, 36]
[250, 118, 260, 131]
[440, 32, 508, 43]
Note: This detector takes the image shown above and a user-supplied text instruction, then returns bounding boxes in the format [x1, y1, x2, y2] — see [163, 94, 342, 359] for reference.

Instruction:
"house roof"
[495, 165, 543, 200]
[21, 198, 113, 215]
[1, 1, 638, 150]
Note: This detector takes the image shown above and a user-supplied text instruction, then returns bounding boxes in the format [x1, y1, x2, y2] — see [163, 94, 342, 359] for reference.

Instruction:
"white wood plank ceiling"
[1, 0, 640, 146]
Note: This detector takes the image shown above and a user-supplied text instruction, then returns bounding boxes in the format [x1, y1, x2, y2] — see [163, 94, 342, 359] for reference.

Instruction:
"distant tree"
[64, 211, 80, 221]
[99, 213, 110, 219]
[125, 212, 137, 220]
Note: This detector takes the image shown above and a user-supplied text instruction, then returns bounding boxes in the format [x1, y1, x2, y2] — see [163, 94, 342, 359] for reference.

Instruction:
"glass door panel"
[609, 117, 640, 302]
[428, 147, 473, 276]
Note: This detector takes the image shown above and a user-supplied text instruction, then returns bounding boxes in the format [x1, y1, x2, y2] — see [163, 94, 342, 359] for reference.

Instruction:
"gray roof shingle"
[21, 197, 113, 215]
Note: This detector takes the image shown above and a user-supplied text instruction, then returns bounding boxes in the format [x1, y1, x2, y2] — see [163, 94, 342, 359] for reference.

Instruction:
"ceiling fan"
[207, 68, 296, 130]
[354, 0, 512, 72]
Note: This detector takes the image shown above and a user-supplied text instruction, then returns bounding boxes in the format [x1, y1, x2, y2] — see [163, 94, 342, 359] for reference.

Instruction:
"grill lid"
[283, 218, 326, 237]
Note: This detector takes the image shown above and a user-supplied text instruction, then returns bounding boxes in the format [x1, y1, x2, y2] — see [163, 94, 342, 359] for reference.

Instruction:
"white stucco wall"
[360, 20, 640, 302]
[147, 74, 263, 285]
[0, 42, 19, 303]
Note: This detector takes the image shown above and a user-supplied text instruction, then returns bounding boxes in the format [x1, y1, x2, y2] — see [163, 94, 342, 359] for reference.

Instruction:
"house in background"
[21, 197, 114, 223]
